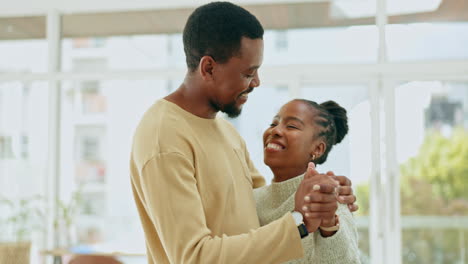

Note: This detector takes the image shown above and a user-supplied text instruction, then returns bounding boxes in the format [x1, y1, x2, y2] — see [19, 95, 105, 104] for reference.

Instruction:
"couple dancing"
[130, 2, 360, 263]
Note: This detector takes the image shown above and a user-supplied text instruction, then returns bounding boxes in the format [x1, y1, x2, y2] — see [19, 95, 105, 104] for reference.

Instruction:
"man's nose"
[250, 72, 260, 88]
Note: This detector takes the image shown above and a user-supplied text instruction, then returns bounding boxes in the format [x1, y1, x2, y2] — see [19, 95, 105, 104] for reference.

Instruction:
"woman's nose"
[271, 125, 283, 136]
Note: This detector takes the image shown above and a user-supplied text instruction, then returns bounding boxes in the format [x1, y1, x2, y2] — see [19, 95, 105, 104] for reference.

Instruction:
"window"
[386, 0, 468, 61]
[395, 81, 468, 263]
[2, 2, 467, 263]
[300, 83, 372, 261]
[59, 79, 170, 256]
[234, 83, 290, 182]
[0, 136, 14, 159]
[263, 27, 378, 65]
[0, 81, 49, 262]
[387, 23, 468, 62]
[274, 31, 288, 51]
[0, 40, 47, 73]
[62, 34, 185, 72]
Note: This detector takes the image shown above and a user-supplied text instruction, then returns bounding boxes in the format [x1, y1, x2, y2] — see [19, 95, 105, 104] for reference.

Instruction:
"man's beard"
[219, 89, 252, 118]
[211, 100, 242, 118]
[222, 101, 242, 118]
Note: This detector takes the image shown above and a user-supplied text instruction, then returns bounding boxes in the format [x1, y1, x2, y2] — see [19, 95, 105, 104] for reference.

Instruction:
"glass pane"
[61, 34, 185, 72]
[258, 0, 376, 64]
[387, 23, 468, 61]
[386, 0, 468, 61]
[233, 82, 291, 182]
[263, 26, 378, 65]
[301, 83, 372, 261]
[395, 81, 468, 263]
[0, 39, 47, 73]
[0, 81, 49, 263]
[59, 80, 170, 261]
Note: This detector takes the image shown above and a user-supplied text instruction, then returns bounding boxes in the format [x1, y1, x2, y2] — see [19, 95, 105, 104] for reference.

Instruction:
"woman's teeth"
[266, 143, 283, 150]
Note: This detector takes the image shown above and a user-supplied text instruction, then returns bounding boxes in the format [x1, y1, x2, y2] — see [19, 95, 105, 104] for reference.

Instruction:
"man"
[130, 2, 357, 263]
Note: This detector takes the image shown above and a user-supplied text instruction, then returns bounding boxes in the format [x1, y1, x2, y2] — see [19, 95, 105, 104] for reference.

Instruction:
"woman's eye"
[287, 125, 298, 129]
[269, 123, 277, 127]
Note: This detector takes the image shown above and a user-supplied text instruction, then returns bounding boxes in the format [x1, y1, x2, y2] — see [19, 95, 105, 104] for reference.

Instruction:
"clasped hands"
[294, 162, 358, 234]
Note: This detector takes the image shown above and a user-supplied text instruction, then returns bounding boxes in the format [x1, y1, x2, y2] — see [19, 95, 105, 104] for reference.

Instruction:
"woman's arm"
[310, 204, 361, 264]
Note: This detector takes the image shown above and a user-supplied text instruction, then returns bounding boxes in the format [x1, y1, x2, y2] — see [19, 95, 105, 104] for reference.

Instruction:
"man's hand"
[327, 171, 359, 212]
[294, 163, 338, 233]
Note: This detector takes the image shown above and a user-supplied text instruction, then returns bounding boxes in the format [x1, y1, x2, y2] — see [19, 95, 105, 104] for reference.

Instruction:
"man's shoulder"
[139, 99, 182, 124]
[139, 99, 194, 131]
[135, 100, 186, 139]
[215, 117, 244, 142]
[131, 99, 194, 164]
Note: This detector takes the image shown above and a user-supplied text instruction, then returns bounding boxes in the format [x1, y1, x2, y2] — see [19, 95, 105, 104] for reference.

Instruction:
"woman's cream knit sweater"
[254, 174, 361, 264]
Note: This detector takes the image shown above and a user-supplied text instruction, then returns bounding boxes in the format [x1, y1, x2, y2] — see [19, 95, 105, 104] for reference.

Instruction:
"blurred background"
[0, 0, 467, 263]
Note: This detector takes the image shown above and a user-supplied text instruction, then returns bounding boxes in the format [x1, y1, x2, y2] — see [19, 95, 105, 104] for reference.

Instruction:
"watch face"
[291, 211, 303, 225]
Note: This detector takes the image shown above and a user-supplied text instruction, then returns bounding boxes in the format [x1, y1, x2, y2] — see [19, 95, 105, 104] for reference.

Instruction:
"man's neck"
[165, 76, 218, 119]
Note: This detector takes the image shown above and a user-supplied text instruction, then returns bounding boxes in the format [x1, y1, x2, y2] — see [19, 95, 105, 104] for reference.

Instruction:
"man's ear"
[199, 56, 216, 81]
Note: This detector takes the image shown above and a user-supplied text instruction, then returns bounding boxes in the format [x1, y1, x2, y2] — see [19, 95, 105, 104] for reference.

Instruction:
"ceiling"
[0, 0, 467, 40]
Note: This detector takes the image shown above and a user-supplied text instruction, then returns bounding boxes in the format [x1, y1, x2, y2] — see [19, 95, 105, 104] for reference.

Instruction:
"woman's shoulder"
[253, 184, 272, 202]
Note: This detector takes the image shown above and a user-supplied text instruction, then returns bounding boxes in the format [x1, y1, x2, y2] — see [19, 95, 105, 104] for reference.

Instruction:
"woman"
[254, 99, 360, 263]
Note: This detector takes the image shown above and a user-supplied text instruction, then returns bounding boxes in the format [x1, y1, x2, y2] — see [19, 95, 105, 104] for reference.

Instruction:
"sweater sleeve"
[139, 152, 303, 264]
[310, 205, 361, 264]
[279, 205, 361, 264]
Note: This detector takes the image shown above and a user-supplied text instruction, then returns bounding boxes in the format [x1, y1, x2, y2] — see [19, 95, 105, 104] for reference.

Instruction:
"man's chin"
[222, 104, 242, 118]
[225, 108, 242, 118]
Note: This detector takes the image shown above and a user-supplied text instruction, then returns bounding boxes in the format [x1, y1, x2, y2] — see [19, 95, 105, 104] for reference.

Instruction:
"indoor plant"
[0, 195, 45, 264]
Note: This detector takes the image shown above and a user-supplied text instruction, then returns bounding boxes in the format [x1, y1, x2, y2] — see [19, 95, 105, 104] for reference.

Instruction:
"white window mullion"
[45, 9, 62, 253]
[369, 79, 384, 264]
[376, 0, 388, 64]
[383, 79, 402, 264]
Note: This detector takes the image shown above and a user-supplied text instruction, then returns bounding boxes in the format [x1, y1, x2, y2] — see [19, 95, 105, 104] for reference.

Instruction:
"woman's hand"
[294, 163, 339, 233]
[318, 214, 339, 237]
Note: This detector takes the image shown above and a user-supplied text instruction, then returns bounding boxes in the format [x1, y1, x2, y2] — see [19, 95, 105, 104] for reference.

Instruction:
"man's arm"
[327, 172, 359, 212]
[139, 152, 303, 264]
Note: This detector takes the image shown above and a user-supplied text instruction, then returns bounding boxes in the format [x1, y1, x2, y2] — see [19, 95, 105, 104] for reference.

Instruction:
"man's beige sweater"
[130, 99, 304, 264]
[254, 174, 361, 264]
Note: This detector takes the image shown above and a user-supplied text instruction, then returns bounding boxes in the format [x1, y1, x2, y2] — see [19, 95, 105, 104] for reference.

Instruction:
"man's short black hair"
[183, 2, 264, 71]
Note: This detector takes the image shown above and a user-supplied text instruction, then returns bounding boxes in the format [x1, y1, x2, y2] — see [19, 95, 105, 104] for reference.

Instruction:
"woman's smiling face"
[263, 100, 324, 174]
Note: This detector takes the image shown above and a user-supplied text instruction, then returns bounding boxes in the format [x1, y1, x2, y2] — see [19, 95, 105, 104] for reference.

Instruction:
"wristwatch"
[291, 211, 309, 238]
[319, 214, 340, 232]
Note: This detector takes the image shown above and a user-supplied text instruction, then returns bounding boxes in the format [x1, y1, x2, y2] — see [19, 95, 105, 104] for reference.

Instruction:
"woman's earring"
[311, 154, 316, 161]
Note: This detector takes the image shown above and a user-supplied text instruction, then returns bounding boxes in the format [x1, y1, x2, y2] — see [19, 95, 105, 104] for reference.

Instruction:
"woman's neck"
[271, 166, 307, 182]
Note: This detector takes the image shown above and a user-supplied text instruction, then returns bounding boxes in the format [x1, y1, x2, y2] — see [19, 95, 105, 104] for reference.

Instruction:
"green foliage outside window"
[355, 127, 468, 263]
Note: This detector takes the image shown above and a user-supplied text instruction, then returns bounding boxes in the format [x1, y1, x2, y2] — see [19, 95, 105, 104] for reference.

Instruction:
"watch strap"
[297, 223, 309, 238]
